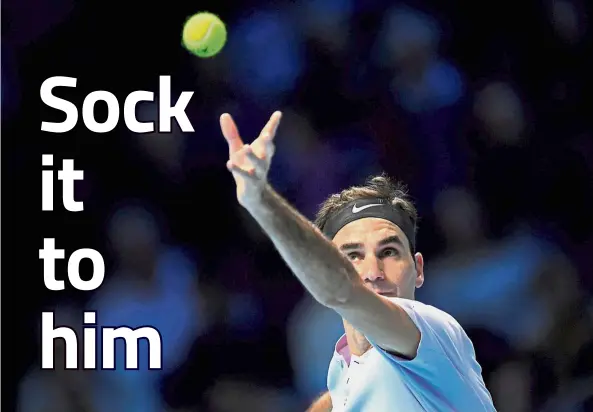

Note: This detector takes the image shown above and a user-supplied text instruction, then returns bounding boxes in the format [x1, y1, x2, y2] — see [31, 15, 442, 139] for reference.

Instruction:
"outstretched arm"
[306, 392, 332, 412]
[246, 183, 419, 357]
[220, 112, 419, 358]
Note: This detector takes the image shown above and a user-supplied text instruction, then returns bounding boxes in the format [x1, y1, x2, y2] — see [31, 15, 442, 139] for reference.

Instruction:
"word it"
[42, 154, 84, 212]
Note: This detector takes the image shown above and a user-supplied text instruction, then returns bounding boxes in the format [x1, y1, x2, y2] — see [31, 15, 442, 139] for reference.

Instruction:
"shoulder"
[389, 298, 462, 332]
[385, 298, 472, 356]
[370, 299, 481, 381]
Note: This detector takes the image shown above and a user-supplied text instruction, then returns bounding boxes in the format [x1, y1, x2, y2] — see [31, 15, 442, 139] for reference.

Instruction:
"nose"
[362, 255, 385, 283]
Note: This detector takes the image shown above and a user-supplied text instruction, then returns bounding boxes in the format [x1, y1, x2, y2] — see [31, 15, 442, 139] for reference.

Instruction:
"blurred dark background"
[3, 0, 593, 411]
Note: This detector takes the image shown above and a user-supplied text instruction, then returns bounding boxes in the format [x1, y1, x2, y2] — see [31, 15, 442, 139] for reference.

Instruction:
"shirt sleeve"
[362, 298, 495, 410]
[367, 298, 488, 398]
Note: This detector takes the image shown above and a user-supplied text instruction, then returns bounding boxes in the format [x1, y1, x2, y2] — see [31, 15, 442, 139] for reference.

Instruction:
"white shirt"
[327, 298, 496, 411]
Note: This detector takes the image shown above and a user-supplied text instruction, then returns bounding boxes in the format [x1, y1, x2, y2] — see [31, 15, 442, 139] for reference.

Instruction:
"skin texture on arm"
[247, 184, 360, 306]
[306, 392, 333, 412]
[248, 185, 420, 358]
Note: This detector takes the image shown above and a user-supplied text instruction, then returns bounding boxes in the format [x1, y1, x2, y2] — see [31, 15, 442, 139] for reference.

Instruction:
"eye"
[347, 252, 362, 261]
[380, 247, 399, 258]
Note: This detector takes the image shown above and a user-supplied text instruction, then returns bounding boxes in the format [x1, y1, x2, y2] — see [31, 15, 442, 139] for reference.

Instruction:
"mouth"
[377, 291, 398, 298]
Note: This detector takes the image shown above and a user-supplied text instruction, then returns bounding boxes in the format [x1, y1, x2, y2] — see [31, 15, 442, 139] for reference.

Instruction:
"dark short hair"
[314, 173, 418, 243]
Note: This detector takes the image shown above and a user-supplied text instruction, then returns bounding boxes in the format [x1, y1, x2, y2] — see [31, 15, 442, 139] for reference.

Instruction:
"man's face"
[333, 218, 424, 299]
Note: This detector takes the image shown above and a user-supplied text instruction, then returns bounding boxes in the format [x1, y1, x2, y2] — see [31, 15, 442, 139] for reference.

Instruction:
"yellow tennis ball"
[182, 12, 227, 58]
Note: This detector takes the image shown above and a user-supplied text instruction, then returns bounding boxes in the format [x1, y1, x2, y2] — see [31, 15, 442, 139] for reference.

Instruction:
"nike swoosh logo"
[352, 203, 382, 213]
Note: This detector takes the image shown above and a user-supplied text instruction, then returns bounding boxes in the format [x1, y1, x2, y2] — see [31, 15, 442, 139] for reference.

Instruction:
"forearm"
[306, 392, 332, 412]
[246, 184, 359, 306]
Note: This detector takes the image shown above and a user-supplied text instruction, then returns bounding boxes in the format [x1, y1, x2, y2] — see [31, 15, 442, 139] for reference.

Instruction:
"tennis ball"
[182, 12, 227, 58]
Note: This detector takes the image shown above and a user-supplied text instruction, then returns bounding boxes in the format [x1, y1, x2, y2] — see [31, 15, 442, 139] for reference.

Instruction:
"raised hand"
[220, 111, 282, 208]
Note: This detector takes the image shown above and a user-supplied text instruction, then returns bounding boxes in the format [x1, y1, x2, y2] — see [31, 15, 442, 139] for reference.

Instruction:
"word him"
[41, 311, 162, 369]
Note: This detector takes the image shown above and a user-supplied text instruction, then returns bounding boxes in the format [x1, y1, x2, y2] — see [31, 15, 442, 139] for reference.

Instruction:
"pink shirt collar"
[335, 334, 352, 365]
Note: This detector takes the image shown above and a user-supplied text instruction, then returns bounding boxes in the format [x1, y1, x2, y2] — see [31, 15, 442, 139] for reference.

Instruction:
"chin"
[377, 292, 398, 298]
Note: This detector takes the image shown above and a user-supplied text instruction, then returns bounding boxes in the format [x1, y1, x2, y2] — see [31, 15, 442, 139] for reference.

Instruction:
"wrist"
[241, 182, 272, 214]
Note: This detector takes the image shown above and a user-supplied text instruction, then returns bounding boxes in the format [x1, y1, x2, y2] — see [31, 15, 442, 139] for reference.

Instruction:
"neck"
[343, 320, 371, 356]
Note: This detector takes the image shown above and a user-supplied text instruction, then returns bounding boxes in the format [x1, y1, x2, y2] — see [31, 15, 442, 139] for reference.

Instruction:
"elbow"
[317, 280, 357, 309]
[317, 294, 342, 309]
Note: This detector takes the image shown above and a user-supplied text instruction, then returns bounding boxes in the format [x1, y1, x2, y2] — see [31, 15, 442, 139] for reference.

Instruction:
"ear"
[414, 252, 425, 288]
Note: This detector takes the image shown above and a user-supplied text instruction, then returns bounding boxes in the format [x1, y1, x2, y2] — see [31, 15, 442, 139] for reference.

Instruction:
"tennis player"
[220, 111, 496, 411]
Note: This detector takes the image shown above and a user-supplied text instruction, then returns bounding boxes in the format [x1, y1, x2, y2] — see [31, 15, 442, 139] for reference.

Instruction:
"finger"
[220, 113, 244, 155]
[243, 145, 267, 175]
[264, 139, 275, 158]
[250, 135, 275, 160]
[258, 111, 283, 142]
[226, 160, 256, 179]
[230, 144, 266, 173]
